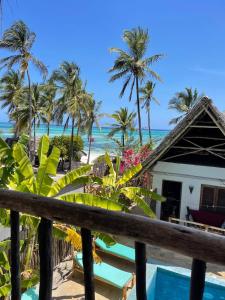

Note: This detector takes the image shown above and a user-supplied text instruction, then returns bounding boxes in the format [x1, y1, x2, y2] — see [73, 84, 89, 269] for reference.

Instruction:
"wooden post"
[10, 210, 21, 300]
[135, 241, 147, 300]
[81, 228, 95, 300]
[38, 218, 53, 300]
[190, 259, 206, 300]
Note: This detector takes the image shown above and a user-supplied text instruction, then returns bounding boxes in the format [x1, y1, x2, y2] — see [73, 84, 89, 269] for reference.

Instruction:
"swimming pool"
[129, 263, 225, 300]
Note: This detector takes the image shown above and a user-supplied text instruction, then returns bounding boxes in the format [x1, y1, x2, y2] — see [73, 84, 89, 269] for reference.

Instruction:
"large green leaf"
[48, 165, 91, 197]
[0, 138, 10, 159]
[102, 175, 116, 187]
[120, 187, 156, 218]
[104, 152, 116, 178]
[36, 146, 60, 196]
[12, 143, 34, 180]
[38, 135, 50, 166]
[0, 283, 11, 297]
[121, 187, 165, 202]
[116, 163, 142, 186]
[58, 192, 124, 211]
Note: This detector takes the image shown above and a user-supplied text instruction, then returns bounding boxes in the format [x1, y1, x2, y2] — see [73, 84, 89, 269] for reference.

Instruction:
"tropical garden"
[0, 20, 204, 298]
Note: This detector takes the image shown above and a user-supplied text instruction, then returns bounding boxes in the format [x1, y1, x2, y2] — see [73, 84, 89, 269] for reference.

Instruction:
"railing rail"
[1, 189, 225, 300]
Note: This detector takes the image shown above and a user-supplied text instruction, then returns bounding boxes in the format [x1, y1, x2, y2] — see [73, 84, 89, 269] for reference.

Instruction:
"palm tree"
[0, 20, 48, 155]
[53, 61, 91, 169]
[108, 107, 136, 153]
[140, 81, 159, 142]
[14, 84, 46, 154]
[84, 98, 102, 164]
[168, 88, 203, 124]
[109, 27, 163, 146]
[41, 80, 57, 136]
[0, 70, 24, 137]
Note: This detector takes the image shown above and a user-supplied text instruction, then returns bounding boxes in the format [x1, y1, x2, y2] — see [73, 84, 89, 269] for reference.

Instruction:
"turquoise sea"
[0, 122, 169, 154]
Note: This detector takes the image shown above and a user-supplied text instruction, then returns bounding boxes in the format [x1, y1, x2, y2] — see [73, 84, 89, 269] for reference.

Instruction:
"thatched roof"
[139, 96, 225, 174]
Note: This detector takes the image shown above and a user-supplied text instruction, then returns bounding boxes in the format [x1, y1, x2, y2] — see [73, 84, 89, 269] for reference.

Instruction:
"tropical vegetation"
[140, 81, 159, 142]
[0, 20, 48, 156]
[109, 27, 163, 146]
[108, 107, 136, 154]
[168, 87, 203, 124]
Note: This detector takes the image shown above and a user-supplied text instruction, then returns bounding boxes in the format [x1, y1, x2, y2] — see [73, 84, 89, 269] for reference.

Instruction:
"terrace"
[2, 189, 225, 300]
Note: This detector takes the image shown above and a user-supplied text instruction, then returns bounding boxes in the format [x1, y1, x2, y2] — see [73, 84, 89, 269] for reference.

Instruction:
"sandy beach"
[80, 151, 104, 164]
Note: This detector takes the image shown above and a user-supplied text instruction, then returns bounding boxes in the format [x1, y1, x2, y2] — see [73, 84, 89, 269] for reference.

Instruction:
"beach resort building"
[141, 97, 225, 224]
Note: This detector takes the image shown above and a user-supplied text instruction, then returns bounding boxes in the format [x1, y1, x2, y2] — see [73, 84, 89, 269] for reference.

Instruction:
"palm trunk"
[26, 70, 32, 158]
[69, 117, 75, 170]
[87, 122, 93, 164]
[147, 108, 152, 142]
[135, 76, 143, 146]
[76, 124, 80, 136]
[14, 107, 19, 138]
[47, 122, 50, 136]
[122, 131, 125, 155]
[33, 116, 36, 160]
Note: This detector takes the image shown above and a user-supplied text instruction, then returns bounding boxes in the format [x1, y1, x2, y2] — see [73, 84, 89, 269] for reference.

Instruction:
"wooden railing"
[1, 190, 225, 300]
[169, 217, 225, 235]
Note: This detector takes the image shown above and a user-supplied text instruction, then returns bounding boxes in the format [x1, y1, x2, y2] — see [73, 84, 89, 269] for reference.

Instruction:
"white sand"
[80, 151, 104, 164]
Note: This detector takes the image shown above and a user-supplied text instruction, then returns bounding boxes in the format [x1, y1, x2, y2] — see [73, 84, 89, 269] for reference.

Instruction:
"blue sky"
[1, 0, 225, 129]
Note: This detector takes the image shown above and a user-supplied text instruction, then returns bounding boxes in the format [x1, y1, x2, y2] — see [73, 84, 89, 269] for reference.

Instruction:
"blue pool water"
[129, 264, 225, 300]
[155, 268, 225, 300]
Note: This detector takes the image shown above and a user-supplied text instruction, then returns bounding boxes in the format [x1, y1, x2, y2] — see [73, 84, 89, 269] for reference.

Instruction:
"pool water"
[154, 268, 225, 300]
[128, 264, 225, 300]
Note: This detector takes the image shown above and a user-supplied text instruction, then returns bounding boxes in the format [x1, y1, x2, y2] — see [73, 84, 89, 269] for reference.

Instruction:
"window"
[200, 185, 225, 213]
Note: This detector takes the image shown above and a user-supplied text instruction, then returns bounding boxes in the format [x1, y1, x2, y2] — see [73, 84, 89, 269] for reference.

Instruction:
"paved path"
[0, 227, 10, 241]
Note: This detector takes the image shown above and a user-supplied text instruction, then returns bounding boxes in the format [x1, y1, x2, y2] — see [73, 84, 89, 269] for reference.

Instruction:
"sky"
[1, 0, 225, 129]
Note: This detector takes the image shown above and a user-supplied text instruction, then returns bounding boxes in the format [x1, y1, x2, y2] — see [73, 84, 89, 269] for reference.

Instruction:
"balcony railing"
[1, 189, 225, 300]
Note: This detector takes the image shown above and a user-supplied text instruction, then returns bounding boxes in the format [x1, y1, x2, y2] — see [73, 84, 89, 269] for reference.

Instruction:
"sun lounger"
[74, 252, 135, 299]
[22, 287, 38, 300]
[95, 238, 135, 263]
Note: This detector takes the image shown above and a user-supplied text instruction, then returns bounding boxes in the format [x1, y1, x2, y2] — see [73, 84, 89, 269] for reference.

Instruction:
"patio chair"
[74, 252, 135, 300]
[95, 238, 135, 263]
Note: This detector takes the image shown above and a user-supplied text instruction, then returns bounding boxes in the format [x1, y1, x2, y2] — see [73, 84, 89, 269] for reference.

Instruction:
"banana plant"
[0, 240, 39, 299]
[81, 153, 165, 218]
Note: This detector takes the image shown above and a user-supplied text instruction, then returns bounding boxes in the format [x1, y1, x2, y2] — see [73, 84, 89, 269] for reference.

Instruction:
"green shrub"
[50, 135, 84, 162]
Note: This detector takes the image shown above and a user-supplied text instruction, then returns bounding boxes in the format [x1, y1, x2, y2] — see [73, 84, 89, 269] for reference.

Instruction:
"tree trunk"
[135, 76, 143, 146]
[147, 108, 152, 142]
[47, 122, 50, 136]
[87, 122, 93, 164]
[122, 131, 125, 155]
[77, 124, 80, 136]
[33, 116, 36, 161]
[26, 70, 32, 158]
[69, 117, 75, 170]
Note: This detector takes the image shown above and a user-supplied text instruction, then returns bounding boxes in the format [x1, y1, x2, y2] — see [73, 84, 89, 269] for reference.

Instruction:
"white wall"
[152, 162, 225, 219]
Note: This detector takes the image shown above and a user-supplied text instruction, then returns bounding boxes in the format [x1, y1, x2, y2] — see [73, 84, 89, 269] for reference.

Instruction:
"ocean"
[0, 122, 169, 154]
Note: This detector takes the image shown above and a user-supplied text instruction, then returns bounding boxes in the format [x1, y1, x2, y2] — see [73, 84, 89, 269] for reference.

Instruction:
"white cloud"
[189, 66, 225, 76]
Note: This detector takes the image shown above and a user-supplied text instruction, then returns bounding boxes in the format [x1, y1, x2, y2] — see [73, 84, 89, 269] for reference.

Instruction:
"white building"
[141, 97, 225, 222]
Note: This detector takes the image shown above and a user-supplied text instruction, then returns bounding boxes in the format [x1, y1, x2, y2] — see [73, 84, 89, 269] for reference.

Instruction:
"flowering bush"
[120, 144, 153, 173]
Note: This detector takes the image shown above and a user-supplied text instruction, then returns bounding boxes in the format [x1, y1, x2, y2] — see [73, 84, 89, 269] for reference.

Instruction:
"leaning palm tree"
[53, 61, 91, 169]
[140, 81, 159, 142]
[109, 27, 163, 146]
[0, 70, 24, 137]
[168, 88, 203, 124]
[108, 107, 136, 154]
[0, 20, 48, 155]
[84, 98, 102, 164]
